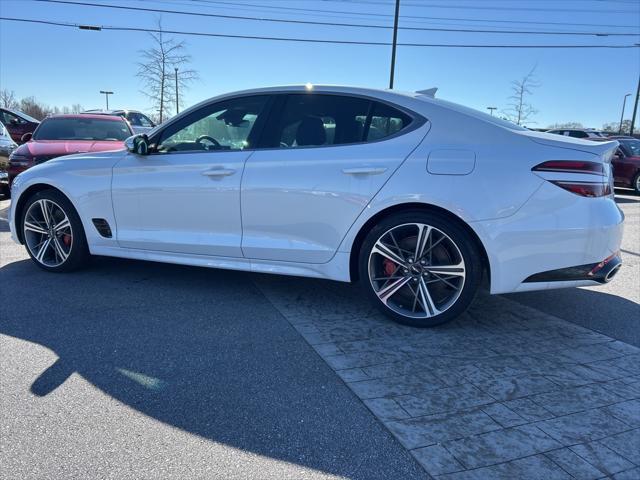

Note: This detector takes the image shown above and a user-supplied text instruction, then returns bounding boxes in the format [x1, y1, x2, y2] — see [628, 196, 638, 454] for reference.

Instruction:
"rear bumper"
[472, 181, 624, 294]
[523, 253, 621, 284]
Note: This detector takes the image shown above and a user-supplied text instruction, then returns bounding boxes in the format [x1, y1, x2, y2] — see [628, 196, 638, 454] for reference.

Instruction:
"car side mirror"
[125, 134, 149, 155]
[21, 132, 32, 143]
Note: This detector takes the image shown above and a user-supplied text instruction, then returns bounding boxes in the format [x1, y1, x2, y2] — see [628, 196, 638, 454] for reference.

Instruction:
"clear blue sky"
[0, 0, 639, 128]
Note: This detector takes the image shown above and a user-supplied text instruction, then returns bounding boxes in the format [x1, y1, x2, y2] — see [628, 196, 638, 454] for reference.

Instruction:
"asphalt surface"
[0, 190, 638, 479]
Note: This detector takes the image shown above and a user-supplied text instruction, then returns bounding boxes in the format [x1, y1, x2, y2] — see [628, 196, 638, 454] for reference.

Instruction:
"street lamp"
[175, 68, 179, 115]
[487, 107, 497, 116]
[619, 93, 631, 134]
[100, 90, 113, 110]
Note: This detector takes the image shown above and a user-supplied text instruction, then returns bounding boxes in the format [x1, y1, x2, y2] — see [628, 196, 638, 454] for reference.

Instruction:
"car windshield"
[33, 117, 131, 141]
[620, 139, 640, 156]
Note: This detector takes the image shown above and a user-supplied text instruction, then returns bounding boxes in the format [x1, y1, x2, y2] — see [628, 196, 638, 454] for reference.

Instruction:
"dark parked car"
[0, 121, 18, 197]
[0, 108, 40, 144]
[8, 114, 132, 186]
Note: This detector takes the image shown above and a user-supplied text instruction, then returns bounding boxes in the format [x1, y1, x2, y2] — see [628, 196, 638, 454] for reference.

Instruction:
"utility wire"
[333, 0, 640, 14]
[185, 0, 640, 30]
[34, 0, 640, 37]
[2, 16, 639, 49]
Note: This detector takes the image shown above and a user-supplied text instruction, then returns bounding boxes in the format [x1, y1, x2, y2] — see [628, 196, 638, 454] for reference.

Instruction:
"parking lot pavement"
[1, 193, 639, 480]
[508, 191, 640, 347]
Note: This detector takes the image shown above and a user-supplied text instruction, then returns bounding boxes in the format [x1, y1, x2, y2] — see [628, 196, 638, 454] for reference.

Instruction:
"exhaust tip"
[604, 264, 621, 283]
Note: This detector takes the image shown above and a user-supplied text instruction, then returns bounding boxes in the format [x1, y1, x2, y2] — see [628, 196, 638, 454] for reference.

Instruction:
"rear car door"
[241, 93, 428, 263]
[112, 94, 272, 257]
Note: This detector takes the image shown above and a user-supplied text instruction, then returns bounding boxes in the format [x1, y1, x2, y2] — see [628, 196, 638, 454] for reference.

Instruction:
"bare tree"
[0, 89, 18, 109]
[136, 20, 198, 123]
[603, 120, 632, 134]
[502, 66, 541, 126]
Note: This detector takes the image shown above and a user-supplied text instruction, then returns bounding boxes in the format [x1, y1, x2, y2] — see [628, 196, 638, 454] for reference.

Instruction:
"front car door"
[241, 92, 428, 263]
[112, 94, 271, 257]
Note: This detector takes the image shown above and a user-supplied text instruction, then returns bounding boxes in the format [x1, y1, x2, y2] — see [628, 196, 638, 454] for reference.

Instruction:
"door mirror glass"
[125, 134, 149, 155]
[21, 132, 32, 143]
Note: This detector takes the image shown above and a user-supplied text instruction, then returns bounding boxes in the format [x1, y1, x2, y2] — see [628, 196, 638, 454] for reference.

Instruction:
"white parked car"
[546, 128, 607, 139]
[9, 85, 623, 327]
[83, 109, 156, 135]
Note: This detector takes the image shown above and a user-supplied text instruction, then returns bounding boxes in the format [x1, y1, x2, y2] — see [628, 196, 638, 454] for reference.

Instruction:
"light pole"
[99, 90, 113, 110]
[487, 107, 497, 116]
[619, 93, 631, 134]
[630, 75, 640, 136]
[175, 68, 179, 115]
[388, 0, 400, 89]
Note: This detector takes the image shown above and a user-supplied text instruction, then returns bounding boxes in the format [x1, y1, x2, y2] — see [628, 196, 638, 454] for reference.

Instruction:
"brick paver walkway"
[257, 276, 640, 480]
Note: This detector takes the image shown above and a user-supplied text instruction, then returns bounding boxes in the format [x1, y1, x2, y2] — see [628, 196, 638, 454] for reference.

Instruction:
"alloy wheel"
[368, 223, 466, 319]
[24, 199, 73, 267]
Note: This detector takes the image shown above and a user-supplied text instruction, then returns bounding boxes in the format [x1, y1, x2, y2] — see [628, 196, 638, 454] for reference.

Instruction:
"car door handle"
[202, 167, 236, 177]
[342, 167, 388, 176]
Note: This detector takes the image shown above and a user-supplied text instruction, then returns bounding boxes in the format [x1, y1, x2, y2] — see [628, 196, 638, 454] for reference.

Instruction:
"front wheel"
[633, 172, 640, 195]
[359, 211, 483, 327]
[21, 189, 90, 272]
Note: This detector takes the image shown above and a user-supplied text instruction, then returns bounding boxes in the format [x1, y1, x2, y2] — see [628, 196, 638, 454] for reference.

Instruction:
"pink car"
[8, 114, 132, 186]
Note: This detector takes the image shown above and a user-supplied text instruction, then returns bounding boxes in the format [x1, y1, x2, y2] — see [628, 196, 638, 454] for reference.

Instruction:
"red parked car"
[0, 108, 40, 144]
[8, 114, 132, 186]
[612, 137, 640, 194]
[591, 136, 640, 194]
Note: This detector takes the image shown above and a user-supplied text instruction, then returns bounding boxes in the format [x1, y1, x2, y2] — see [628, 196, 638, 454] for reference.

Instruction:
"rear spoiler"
[519, 130, 619, 160]
[415, 87, 438, 98]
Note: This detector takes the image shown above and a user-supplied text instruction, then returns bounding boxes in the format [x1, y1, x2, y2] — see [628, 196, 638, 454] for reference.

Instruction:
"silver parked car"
[83, 109, 156, 135]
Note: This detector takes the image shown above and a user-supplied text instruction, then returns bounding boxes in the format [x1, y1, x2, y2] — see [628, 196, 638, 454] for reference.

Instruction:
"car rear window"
[33, 118, 131, 141]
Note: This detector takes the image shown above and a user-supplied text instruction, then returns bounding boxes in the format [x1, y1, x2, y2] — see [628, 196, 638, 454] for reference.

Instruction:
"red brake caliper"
[62, 234, 72, 246]
[383, 259, 396, 276]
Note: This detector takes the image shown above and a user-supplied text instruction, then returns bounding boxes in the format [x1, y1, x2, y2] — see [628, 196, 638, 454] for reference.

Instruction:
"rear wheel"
[359, 211, 482, 327]
[633, 172, 640, 195]
[21, 189, 90, 272]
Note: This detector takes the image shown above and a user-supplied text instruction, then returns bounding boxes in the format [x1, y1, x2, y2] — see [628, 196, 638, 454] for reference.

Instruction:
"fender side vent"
[92, 218, 112, 238]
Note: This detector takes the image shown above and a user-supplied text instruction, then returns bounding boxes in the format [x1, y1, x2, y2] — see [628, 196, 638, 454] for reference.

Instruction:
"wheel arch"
[14, 183, 72, 244]
[348, 202, 491, 285]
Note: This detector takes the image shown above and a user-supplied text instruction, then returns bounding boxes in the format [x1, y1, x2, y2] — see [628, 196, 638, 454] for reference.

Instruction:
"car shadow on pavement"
[0, 257, 428, 480]
[505, 287, 640, 347]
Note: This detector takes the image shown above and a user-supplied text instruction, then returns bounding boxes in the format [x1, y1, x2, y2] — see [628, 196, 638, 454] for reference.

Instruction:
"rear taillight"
[532, 160, 610, 198]
[549, 181, 611, 198]
[532, 160, 605, 176]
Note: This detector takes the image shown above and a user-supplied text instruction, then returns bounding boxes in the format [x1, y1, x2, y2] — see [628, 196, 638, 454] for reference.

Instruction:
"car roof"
[45, 113, 127, 121]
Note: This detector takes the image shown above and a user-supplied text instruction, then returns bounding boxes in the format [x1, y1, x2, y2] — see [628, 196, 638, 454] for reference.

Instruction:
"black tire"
[358, 210, 483, 327]
[633, 172, 640, 195]
[21, 189, 90, 272]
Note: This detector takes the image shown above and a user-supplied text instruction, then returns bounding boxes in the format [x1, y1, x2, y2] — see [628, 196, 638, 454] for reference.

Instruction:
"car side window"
[128, 112, 154, 128]
[156, 95, 269, 153]
[568, 130, 588, 138]
[273, 94, 370, 148]
[366, 102, 411, 141]
[2, 111, 24, 125]
[269, 94, 413, 148]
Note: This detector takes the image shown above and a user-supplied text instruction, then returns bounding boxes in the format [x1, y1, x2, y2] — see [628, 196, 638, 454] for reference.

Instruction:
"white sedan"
[9, 85, 623, 327]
